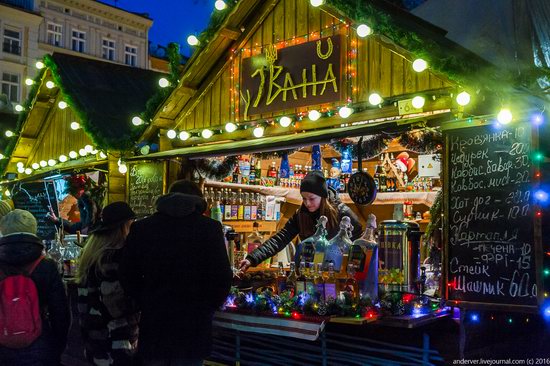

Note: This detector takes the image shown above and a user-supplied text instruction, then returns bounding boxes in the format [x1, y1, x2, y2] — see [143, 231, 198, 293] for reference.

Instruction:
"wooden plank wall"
[29, 109, 93, 165]
[177, 0, 453, 132]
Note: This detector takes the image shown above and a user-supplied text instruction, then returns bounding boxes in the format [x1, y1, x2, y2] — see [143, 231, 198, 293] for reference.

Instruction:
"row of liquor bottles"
[275, 261, 359, 302]
[205, 188, 282, 221]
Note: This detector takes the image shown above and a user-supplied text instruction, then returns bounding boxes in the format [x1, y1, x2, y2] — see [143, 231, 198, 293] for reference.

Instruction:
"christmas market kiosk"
[128, 0, 547, 363]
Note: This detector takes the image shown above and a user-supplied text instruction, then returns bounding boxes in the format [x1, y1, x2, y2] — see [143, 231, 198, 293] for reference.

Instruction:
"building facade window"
[102, 38, 115, 61]
[71, 30, 85, 52]
[124, 45, 137, 66]
[3, 29, 21, 55]
[47, 22, 63, 47]
[1, 73, 20, 103]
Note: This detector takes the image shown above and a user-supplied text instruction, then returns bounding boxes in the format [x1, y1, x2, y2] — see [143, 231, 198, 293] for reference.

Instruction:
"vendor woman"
[239, 171, 363, 272]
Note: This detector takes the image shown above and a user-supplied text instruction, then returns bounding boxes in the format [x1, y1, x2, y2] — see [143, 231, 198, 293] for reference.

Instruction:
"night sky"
[102, 0, 214, 57]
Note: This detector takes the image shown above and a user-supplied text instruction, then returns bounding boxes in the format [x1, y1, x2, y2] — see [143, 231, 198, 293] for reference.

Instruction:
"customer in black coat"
[119, 180, 232, 366]
[0, 209, 71, 366]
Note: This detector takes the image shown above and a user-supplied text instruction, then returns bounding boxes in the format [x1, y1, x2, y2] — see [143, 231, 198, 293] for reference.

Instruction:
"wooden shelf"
[206, 180, 439, 207]
[223, 220, 278, 232]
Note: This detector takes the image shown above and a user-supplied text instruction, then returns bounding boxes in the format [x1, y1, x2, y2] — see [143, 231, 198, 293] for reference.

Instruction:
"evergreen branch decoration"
[195, 155, 239, 180]
[253, 148, 299, 160]
[331, 134, 393, 160]
[425, 189, 442, 239]
[194, 1, 238, 53]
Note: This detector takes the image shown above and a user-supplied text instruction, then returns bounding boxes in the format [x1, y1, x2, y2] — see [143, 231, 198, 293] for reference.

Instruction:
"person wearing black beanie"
[239, 171, 363, 272]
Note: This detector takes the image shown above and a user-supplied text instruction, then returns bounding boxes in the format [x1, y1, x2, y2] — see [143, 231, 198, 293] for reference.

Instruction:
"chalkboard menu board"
[127, 161, 165, 217]
[446, 123, 538, 308]
[11, 181, 59, 240]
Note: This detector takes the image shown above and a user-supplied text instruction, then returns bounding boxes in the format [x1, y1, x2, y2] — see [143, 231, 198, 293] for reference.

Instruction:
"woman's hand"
[46, 207, 59, 224]
[238, 259, 251, 274]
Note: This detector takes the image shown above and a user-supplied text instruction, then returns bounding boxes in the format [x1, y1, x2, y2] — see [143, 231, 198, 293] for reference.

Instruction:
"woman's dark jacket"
[119, 193, 233, 360]
[78, 249, 139, 365]
[246, 201, 363, 267]
[0, 233, 71, 366]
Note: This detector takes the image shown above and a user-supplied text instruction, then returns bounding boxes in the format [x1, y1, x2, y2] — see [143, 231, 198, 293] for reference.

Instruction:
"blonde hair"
[0, 209, 37, 235]
[77, 221, 132, 285]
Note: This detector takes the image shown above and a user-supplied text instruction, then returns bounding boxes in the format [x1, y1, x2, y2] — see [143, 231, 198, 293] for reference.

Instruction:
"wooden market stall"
[0, 52, 166, 235]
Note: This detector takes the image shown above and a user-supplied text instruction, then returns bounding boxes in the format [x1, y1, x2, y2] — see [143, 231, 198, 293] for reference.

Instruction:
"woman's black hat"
[90, 201, 136, 233]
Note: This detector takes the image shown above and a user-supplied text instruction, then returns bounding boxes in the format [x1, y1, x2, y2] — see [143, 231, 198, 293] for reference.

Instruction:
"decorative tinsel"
[331, 130, 442, 160]
[252, 148, 299, 160]
[195, 156, 239, 180]
[398, 130, 442, 154]
[379, 291, 444, 316]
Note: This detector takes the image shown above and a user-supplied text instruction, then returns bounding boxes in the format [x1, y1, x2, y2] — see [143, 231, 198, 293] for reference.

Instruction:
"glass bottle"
[246, 222, 264, 254]
[210, 200, 223, 223]
[224, 189, 232, 221]
[299, 216, 329, 267]
[276, 261, 287, 294]
[230, 191, 238, 220]
[343, 264, 359, 301]
[286, 262, 297, 297]
[233, 162, 241, 184]
[249, 157, 256, 185]
[349, 214, 379, 302]
[323, 216, 353, 272]
[324, 262, 338, 301]
[314, 263, 325, 302]
[255, 159, 262, 184]
[305, 262, 316, 296]
[250, 193, 258, 220]
[237, 189, 244, 220]
[296, 261, 307, 294]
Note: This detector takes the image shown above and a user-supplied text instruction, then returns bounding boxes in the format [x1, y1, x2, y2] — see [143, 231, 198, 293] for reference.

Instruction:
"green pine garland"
[195, 155, 239, 180]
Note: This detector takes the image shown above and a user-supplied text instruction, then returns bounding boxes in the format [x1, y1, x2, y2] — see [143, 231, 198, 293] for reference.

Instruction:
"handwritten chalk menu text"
[446, 123, 537, 307]
[11, 181, 59, 240]
[128, 161, 164, 217]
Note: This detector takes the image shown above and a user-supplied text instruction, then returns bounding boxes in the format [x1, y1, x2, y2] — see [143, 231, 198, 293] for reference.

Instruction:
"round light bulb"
[167, 129, 177, 139]
[201, 129, 213, 139]
[58, 101, 68, 109]
[25, 168, 32, 175]
[131, 116, 143, 126]
[25, 78, 34, 86]
[118, 164, 128, 174]
[79, 148, 87, 156]
[456, 91, 471, 106]
[117, 158, 122, 166]
[225, 122, 237, 133]
[308, 110, 321, 121]
[310, 0, 324, 6]
[412, 96, 425, 109]
[59, 155, 68, 163]
[17, 166, 25, 173]
[39, 160, 47, 167]
[215, 0, 227, 10]
[187, 35, 199, 46]
[99, 151, 107, 159]
[412, 58, 428, 72]
[35, 61, 45, 69]
[32, 163, 39, 170]
[4, 189, 10, 197]
[5, 130, 14, 137]
[140, 145, 150, 155]
[338, 106, 353, 118]
[16, 162, 24, 168]
[84, 145, 94, 153]
[368, 93, 383, 105]
[158, 78, 170, 88]
[356, 24, 372, 38]
[48, 159, 56, 167]
[14, 104, 23, 112]
[0, 153, 3, 159]
[46, 81, 55, 89]
[70, 121, 80, 130]
[179, 131, 190, 141]
[253, 126, 264, 138]
[279, 116, 292, 127]
[497, 108, 513, 124]
[69, 151, 78, 159]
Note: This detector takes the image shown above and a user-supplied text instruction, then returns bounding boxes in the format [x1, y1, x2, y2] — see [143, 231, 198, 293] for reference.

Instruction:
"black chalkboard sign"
[127, 161, 165, 217]
[445, 122, 539, 309]
[11, 181, 59, 240]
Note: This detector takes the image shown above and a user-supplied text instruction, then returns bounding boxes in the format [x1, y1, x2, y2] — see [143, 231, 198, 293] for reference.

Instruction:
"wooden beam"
[220, 27, 242, 40]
